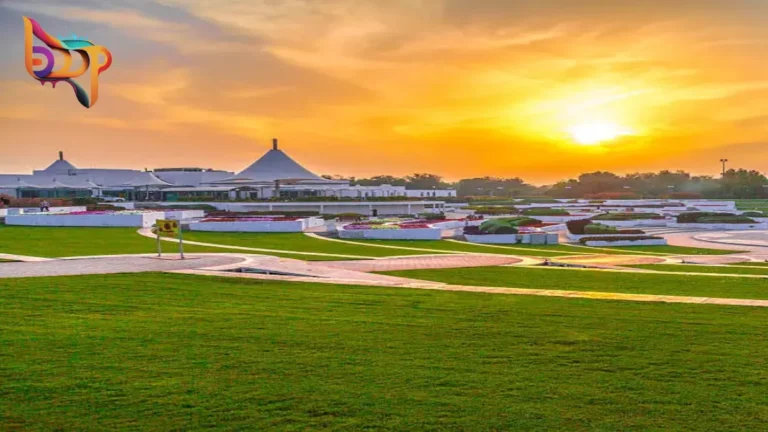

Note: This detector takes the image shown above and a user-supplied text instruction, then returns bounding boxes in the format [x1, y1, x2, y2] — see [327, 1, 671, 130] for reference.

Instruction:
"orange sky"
[1, 0, 767, 183]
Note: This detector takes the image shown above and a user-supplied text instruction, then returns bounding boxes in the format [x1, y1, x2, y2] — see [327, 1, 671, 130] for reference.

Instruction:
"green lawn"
[0, 259, 17, 263]
[381, 266, 768, 300]
[576, 244, 744, 256]
[1, 273, 766, 430]
[0, 226, 231, 258]
[179, 232, 443, 259]
[631, 264, 768, 276]
[340, 239, 575, 257]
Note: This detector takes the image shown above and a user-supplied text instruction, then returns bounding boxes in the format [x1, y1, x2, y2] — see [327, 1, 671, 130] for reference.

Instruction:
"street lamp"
[720, 158, 728, 177]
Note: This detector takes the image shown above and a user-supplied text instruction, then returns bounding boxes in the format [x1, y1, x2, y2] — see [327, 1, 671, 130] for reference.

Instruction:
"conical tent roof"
[225, 140, 327, 183]
[43, 159, 77, 174]
[121, 172, 172, 187]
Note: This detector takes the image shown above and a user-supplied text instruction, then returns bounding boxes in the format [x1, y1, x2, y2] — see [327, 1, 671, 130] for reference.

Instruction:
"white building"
[0, 141, 457, 201]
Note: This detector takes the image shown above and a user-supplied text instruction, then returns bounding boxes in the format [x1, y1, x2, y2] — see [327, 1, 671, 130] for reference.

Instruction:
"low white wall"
[465, 233, 559, 245]
[190, 218, 322, 233]
[164, 209, 206, 220]
[669, 222, 767, 230]
[583, 239, 667, 247]
[594, 219, 671, 228]
[6, 212, 163, 228]
[338, 228, 442, 240]
[567, 232, 650, 241]
[19, 206, 87, 214]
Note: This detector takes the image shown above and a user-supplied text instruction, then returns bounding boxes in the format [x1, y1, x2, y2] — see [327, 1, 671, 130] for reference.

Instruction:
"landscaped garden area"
[1, 272, 766, 430]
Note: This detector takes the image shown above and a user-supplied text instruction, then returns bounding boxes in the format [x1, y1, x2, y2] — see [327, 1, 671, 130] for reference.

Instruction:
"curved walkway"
[321, 255, 530, 273]
[0, 254, 247, 279]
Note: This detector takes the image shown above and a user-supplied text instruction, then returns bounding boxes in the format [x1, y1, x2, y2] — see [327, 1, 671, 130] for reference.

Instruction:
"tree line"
[324, 169, 768, 199]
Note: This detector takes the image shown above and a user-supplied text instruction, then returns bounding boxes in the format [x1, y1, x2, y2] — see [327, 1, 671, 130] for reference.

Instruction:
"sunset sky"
[1, 0, 767, 183]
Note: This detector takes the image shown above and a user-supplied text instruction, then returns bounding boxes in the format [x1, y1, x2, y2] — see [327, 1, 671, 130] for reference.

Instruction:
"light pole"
[720, 158, 728, 177]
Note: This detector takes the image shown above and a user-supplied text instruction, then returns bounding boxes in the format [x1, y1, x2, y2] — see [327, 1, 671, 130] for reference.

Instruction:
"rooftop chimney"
[58, 151, 63, 161]
[272, 138, 278, 150]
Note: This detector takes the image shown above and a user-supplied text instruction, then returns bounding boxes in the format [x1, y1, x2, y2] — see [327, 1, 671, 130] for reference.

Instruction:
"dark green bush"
[583, 224, 618, 235]
[592, 212, 664, 221]
[521, 208, 569, 216]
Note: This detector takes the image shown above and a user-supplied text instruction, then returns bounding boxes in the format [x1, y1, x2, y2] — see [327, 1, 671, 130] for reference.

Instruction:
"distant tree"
[457, 177, 535, 197]
[405, 173, 450, 190]
[354, 175, 407, 186]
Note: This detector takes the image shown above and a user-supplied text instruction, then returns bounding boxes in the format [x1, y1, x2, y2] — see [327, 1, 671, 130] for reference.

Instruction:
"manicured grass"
[576, 244, 744, 256]
[1, 273, 766, 430]
[0, 259, 17, 263]
[730, 261, 768, 266]
[0, 226, 232, 258]
[631, 264, 768, 276]
[179, 232, 443, 259]
[341, 239, 574, 257]
[381, 266, 768, 300]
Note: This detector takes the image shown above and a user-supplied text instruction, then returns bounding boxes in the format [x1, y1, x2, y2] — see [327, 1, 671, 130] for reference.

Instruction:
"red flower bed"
[200, 217, 302, 222]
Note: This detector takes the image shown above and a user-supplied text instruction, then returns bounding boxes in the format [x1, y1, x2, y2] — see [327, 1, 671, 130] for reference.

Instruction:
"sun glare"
[568, 122, 632, 145]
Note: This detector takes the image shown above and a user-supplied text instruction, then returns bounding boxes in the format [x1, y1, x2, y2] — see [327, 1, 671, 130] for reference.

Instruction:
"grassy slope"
[0, 226, 231, 258]
[631, 264, 768, 276]
[179, 232, 442, 258]
[381, 266, 768, 300]
[1, 273, 766, 430]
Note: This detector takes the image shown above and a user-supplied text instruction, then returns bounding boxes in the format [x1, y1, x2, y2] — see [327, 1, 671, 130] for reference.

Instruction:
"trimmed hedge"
[677, 212, 756, 224]
[566, 219, 592, 234]
[521, 208, 569, 216]
[741, 211, 765, 218]
[583, 224, 618, 235]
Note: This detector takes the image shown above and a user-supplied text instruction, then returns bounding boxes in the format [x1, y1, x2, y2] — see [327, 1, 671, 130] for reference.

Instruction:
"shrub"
[696, 216, 756, 224]
[677, 212, 754, 223]
[566, 219, 591, 234]
[477, 217, 541, 234]
[419, 213, 446, 220]
[521, 208, 569, 216]
[742, 211, 765, 218]
[578, 235, 664, 244]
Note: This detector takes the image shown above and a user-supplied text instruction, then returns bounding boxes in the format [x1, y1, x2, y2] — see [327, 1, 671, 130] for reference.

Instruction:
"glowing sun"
[568, 122, 632, 145]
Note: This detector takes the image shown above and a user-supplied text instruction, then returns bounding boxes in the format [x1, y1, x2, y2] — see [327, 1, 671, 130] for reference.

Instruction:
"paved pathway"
[0, 254, 247, 279]
[321, 254, 527, 272]
[175, 267, 768, 308]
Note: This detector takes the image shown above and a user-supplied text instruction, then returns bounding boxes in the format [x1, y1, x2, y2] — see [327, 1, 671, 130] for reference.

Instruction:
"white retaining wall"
[164, 209, 206, 220]
[567, 232, 652, 241]
[669, 222, 768, 230]
[465, 233, 559, 245]
[190, 217, 324, 233]
[6, 212, 164, 228]
[594, 219, 671, 228]
[338, 227, 442, 240]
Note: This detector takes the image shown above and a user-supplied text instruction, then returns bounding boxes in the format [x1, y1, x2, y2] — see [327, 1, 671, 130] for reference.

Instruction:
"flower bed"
[338, 219, 443, 240]
[190, 216, 325, 232]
